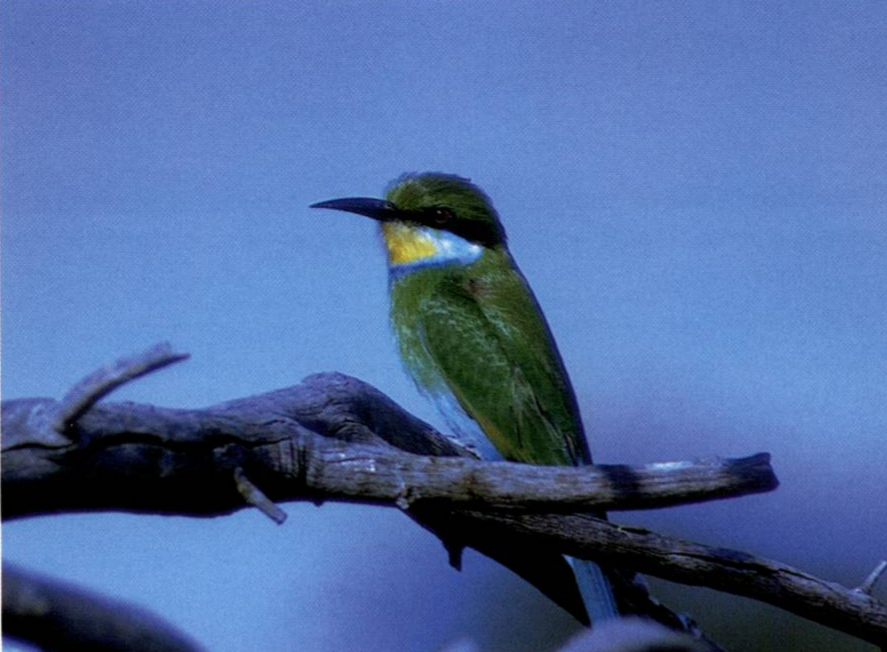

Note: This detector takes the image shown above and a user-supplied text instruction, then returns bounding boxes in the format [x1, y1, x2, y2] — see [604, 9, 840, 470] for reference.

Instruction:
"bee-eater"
[311, 172, 618, 625]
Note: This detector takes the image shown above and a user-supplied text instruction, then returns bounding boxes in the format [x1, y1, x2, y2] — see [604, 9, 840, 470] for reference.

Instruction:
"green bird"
[312, 172, 619, 625]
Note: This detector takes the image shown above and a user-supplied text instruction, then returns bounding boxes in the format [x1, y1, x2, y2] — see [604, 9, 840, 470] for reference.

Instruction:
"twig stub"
[234, 467, 287, 525]
[857, 561, 887, 596]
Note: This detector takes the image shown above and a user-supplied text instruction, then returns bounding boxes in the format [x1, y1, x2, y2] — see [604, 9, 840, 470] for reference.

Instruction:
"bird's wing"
[417, 269, 589, 466]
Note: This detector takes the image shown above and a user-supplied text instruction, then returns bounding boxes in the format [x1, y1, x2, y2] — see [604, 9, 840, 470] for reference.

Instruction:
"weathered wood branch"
[1, 384, 776, 519]
[54, 342, 191, 431]
[3, 345, 885, 649]
[3, 562, 205, 652]
[1, 345, 776, 520]
[443, 509, 887, 647]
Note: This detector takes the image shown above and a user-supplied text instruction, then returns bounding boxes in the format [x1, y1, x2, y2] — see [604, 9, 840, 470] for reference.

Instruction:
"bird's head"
[311, 172, 507, 269]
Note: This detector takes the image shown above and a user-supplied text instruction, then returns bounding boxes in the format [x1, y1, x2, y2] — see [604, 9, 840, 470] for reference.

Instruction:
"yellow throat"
[381, 222, 438, 266]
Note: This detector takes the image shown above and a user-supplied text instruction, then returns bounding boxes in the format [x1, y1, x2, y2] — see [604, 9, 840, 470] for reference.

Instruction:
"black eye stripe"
[412, 205, 505, 247]
[426, 206, 454, 224]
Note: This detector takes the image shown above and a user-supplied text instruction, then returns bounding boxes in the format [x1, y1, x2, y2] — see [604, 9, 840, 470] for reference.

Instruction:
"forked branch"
[2, 345, 885, 649]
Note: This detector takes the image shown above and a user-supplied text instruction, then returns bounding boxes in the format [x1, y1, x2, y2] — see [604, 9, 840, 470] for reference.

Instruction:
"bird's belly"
[425, 385, 503, 461]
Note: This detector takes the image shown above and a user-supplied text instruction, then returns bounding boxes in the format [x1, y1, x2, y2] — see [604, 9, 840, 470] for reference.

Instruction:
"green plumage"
[311, 172, 619, 625]
[388, 246, 590, 467]
[383, 172, 591, 467]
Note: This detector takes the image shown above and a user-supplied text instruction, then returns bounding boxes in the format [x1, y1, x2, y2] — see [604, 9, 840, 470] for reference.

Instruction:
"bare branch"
[0, 383, 775, 520]
[3, 347, 884, 648]
[53, 342, 190, 430]
[1, 343, 189, 453]
[449, 509, 887, 647]
[857, 561, 887, 596]
[2, 562, 206, 652]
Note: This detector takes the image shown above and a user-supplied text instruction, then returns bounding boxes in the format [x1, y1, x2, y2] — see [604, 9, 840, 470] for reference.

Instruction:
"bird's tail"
[569, 556, 620, 624]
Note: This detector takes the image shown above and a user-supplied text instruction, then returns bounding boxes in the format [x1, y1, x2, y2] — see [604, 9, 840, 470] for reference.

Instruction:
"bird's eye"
[430, 207, 454, 226]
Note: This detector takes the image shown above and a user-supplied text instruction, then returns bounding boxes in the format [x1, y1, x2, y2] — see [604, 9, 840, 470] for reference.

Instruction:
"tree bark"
[3, 344, 885, 649]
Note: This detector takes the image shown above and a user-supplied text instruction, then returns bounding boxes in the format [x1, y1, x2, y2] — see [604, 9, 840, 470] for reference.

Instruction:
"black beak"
[310, 197, 400, 222]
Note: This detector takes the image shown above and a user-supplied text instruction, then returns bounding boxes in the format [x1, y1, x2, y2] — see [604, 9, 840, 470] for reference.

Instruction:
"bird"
[311, 172, 619, 626]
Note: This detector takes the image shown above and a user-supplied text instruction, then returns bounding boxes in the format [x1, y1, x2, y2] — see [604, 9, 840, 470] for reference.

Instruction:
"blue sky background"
[2, 2, 886, 651]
